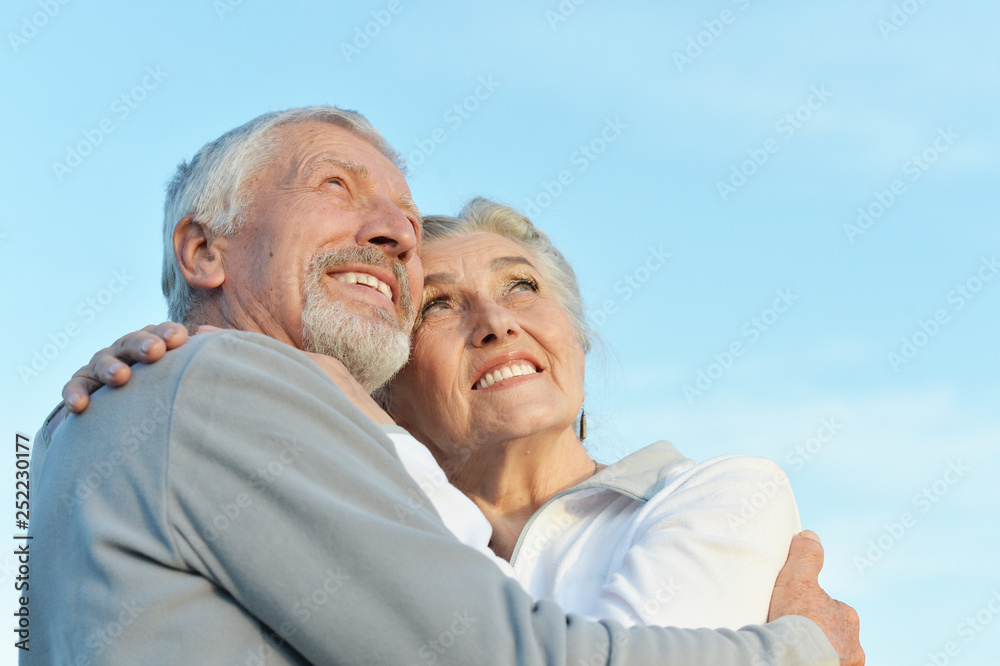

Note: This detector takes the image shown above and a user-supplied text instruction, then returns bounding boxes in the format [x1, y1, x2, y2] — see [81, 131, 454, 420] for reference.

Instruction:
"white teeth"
[335, 272, 392, 301]
[475, 362, 537, 390]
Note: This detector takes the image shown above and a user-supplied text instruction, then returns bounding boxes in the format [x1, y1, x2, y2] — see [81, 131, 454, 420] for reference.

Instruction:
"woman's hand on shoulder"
[62, 322, 190, 413]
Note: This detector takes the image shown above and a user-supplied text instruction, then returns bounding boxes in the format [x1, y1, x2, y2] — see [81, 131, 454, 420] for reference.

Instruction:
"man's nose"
[357, 199, 418, 263]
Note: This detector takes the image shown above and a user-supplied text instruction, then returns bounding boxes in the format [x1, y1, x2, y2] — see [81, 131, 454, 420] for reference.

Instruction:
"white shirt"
[511, 442, 801, 629]
[384, 429, 800, 629]
[382, 426, 517, 577]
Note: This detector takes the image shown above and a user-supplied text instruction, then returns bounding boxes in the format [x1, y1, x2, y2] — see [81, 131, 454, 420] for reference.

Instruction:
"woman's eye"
[509, 278, 539, 294]
[420, 299, 450, 316]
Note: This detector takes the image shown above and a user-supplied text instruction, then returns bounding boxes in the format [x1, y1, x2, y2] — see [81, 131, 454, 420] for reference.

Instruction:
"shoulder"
[676, 453, 792, 488]
[651, 453, 796, 506]
[171, 329, 326, 380]
[644, 453, 801, 538]
[168, 330, 387, 446]
[170, 331, 332, 390]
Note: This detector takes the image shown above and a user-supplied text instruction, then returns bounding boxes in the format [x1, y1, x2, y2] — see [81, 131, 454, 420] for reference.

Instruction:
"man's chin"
[327, 288, 412, 334]
[300, 300, 411, 393]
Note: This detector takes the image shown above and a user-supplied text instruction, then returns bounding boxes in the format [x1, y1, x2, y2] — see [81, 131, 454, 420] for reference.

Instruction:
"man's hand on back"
[769, 531, 864, 666]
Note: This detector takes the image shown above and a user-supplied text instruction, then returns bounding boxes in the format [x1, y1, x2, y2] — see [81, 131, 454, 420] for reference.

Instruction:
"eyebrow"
[303, 156, 421, 224]
[422, 255, 537, 289]
[490, 255, 536, 272]
[304, 156, 373, 185]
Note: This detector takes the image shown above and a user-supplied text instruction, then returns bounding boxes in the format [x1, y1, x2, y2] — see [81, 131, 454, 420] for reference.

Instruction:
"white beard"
[300, 247, 414, 392]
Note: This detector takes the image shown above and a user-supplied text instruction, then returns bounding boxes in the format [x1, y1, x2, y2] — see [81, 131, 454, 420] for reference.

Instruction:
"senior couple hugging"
[27, 106, 863, 665]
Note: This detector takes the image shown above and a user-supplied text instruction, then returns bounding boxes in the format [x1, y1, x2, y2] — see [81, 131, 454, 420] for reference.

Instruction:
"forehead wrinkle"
[490, 255, 537, 272]
[422, 271, 457, 289]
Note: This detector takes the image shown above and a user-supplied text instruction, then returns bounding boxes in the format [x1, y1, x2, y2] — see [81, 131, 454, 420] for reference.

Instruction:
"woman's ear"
[173, 216, 227, 290]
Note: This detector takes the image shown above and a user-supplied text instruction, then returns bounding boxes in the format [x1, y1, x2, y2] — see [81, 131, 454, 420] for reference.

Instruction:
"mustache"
[306, 246, 415, 321]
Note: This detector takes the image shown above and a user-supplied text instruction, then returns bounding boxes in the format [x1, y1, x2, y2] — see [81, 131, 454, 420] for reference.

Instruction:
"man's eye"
[326, 176, 346, 187]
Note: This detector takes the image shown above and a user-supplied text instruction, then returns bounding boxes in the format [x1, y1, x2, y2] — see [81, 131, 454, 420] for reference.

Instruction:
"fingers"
[783, 530, 826, 580]
[103, 322, 188, 365]
[154, 321, 189, 349]
[798, 529, 821, 544]
[62, 322, 188, 413]
[769, 530, 827, 622]
[769, 531, 864, 664]
[62, 376, 99, 413]
[62, 349, 133, 413]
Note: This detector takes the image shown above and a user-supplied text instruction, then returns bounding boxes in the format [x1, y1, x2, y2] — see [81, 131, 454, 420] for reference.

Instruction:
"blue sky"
[3, 1, 998, 663]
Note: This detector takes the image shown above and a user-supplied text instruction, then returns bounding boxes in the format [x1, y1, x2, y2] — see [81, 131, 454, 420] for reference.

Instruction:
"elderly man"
[28, 107, 861, 665]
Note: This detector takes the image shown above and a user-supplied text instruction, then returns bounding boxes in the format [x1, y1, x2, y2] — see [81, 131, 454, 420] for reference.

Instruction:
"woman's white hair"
[422, 198, 593, 353]
[161, 106, 404, 323]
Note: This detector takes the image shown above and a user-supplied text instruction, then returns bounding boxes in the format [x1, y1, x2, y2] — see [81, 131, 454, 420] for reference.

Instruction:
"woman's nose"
[470, 300, 520, 347]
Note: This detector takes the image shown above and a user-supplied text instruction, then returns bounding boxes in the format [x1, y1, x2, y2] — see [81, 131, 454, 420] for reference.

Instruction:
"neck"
[187, 295, 296, 346]
[446, 426, 595, 561]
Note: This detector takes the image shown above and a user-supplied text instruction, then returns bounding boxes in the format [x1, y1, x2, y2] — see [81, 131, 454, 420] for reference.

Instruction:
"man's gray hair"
[161, 106, 405, 323]
[422, 198, 593, 353]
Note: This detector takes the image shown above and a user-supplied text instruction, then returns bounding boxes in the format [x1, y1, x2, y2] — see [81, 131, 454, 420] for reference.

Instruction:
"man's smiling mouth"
[334, 271, 393, 301]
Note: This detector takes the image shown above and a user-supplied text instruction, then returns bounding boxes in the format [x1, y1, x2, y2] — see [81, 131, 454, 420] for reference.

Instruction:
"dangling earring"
[579, 408, 587, 441]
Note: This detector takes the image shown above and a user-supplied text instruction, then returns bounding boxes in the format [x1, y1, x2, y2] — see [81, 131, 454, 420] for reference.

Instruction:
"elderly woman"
[63, 198, 799, 630]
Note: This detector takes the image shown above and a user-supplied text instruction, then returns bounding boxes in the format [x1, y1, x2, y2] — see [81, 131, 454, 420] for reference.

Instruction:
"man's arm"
[164, 331, 845, 664]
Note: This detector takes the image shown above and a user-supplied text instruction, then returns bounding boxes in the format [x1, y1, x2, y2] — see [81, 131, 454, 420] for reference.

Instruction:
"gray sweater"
[24, 330, 837, 665]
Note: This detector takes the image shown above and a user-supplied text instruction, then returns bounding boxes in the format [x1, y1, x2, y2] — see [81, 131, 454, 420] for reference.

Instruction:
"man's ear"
[173, 216, 227, 290]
